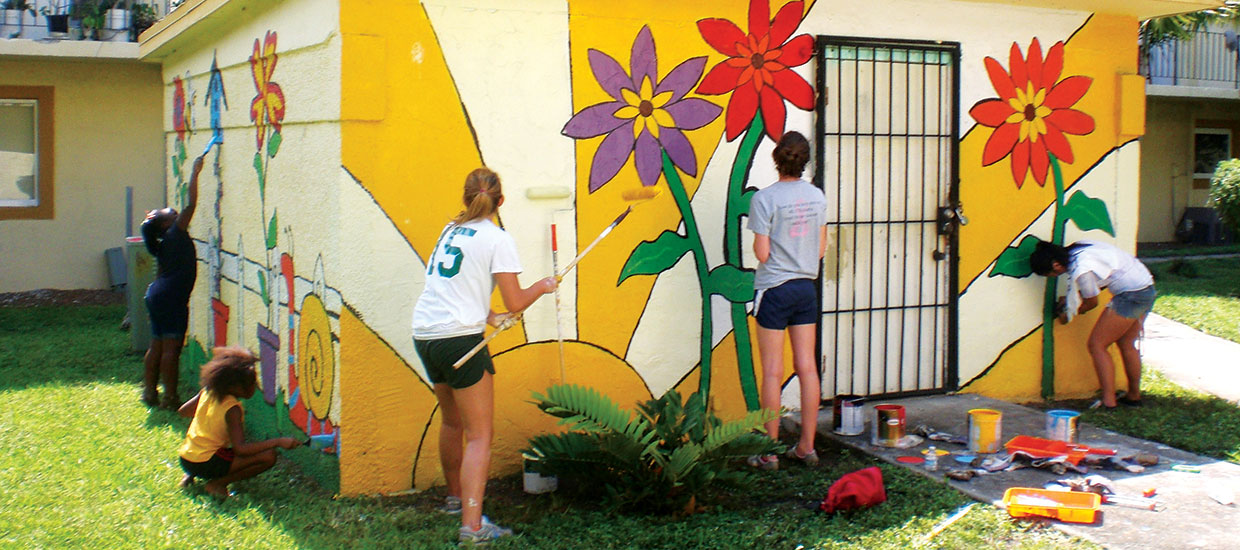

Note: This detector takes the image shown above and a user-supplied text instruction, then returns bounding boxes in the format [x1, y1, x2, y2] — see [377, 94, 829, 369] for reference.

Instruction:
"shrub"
[523, 385, 782, 515]
[1210, 159, 1240, 238]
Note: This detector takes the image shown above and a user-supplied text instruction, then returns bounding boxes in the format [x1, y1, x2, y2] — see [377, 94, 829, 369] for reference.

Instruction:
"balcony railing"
[1141, 29, 1240, 90]
[0, 1, 170, 43]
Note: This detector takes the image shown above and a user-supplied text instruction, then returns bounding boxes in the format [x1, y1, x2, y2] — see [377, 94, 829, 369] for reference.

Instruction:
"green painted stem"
[726, 117, 766, 411]
[661, 151, 715, 402]
[1041, 154, 1067, 399]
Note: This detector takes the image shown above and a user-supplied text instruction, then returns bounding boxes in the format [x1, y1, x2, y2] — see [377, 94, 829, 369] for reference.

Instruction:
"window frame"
[1193, 127, 1232, 180]
[0, 86, 54, 220]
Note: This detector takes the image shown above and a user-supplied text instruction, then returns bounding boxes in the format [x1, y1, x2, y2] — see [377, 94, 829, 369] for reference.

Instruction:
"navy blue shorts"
[145, 290, 188, 340]
[755, 279, 818, 330]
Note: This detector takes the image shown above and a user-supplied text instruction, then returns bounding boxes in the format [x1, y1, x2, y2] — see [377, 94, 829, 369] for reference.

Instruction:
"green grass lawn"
[0, 305, 1094, 549]
[1147, 257, 1240, 344]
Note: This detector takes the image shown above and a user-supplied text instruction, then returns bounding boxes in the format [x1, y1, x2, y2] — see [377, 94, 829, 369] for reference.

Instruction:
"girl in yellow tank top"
[176, 347, 301, 499]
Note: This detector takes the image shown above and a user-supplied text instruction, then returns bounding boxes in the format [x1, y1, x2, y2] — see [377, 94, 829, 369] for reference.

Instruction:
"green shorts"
[413, 333, 495, 389]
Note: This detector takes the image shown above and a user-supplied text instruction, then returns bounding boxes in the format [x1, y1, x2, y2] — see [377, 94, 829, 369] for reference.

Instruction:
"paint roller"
[450, 186, 662, 369]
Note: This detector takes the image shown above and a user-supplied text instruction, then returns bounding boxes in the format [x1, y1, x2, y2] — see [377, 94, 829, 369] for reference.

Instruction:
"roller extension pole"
[450, 187, 660, 369]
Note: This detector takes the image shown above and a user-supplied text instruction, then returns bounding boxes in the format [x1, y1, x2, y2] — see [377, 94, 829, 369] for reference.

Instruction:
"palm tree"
[1141, 1, 1240, 47]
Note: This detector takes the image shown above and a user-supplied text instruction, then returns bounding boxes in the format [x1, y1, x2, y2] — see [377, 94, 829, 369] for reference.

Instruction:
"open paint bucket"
[522, 458, 558, 494]
[1046, 409, 1080, 443]
[967, 408, 1002, 453]
[832, 394, 865, 436]
[872, 404, 906, 447]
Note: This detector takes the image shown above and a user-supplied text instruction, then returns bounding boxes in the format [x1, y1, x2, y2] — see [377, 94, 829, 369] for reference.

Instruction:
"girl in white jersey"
[1031, 240, 1156, 409]
[747, 132, 828, 470]
[412, 168, 556, 544]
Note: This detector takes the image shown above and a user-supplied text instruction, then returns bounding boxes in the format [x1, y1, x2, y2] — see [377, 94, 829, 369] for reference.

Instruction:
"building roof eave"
[138, 0, 259, 62]
[956, 0, 1220, 20]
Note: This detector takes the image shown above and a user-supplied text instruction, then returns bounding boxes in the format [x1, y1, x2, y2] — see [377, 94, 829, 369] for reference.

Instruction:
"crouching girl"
[177, 347, 301, 498]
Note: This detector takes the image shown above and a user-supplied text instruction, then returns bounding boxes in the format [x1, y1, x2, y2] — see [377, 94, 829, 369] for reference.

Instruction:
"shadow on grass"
[0, 305, 144, 391]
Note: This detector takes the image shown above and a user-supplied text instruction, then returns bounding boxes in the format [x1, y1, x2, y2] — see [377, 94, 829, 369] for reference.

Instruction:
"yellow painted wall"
[1139, 97, 1240, 243]
[958, 14, 1147, 400]
[0, 58, 163, 292]
[149, 0, 1151, 496]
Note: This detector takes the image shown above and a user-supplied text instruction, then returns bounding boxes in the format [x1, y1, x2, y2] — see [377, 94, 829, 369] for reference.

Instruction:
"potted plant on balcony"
[130, 1, 155, 41]
[4, 0, 36, 38]
[72, 0, 109, 40]
[105, 0, 129, 41]
[39, 1, 70, 37]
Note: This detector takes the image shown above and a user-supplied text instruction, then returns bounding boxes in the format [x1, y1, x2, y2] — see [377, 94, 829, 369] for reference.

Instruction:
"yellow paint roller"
[451, 186, 662, 369]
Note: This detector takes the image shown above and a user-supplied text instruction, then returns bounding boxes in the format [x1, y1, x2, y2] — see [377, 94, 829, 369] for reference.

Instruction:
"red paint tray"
[1004, 435, 1115, 465]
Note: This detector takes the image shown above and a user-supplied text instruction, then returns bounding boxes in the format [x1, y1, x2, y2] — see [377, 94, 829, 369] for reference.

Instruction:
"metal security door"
[814, 37, 961, 398]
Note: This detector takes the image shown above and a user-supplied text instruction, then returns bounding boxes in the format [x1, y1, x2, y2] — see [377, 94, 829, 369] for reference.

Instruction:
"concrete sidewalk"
[796, 394, 1240, 550]
[1142, 313, 1240, 403]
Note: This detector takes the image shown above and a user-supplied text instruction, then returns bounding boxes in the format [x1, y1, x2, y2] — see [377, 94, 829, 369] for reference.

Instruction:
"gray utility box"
[126, 237, 156, 353]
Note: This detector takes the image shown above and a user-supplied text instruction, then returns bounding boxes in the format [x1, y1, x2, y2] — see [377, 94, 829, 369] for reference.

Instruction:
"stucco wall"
[156, 0, 345, 491]
[0, 58, 163, 292]
[1139, 97, 1240, 243]
[152, 0, 1147, 496]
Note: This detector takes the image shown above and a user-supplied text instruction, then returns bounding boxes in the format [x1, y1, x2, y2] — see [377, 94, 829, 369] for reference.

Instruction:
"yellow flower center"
[1005, 82, 1052, 143]
[615, 76, 675, 140]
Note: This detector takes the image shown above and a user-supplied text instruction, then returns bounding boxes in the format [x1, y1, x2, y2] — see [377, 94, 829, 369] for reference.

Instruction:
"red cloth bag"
[819, 466, 887, 513]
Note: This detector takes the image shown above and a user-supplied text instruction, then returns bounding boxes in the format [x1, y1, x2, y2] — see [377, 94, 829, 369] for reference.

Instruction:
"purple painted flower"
[563, 25, 723, 191]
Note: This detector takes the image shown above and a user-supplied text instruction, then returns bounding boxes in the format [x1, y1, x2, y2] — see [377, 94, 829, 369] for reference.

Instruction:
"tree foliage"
[1210, 159, 1240, 237]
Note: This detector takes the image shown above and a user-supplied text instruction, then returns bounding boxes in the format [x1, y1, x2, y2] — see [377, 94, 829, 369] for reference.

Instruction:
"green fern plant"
[524, 384, 782, 514]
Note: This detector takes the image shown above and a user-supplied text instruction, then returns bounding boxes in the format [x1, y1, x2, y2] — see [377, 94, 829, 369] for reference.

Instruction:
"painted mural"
[159, 0, 1144, 495]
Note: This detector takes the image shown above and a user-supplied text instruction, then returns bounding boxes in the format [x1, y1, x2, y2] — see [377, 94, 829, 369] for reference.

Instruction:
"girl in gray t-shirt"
[746, 131, 827, 470]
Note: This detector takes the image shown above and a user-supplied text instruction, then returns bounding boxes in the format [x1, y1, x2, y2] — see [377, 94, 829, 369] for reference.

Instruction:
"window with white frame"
[0, 99, 38, 207]
[1194, 127, 1232, 179]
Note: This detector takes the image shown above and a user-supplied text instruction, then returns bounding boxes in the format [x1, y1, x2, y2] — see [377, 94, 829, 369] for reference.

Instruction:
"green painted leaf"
[254, 152, 265, 197]
[618, 230, 692, 284]
[706, 264, 755, 303]
[266, 210, 278, 249]
[988, 235, 1040, 278]
[175, 140, 186, 163]
[258, 270, 270, 306]
[267, 131, 282, 158]
[1063, 190, 1115, 236]
[171, 156, 181, 180]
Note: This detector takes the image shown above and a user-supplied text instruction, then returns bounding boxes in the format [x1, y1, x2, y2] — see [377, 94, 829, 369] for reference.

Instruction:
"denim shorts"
[754, 279, 818, 330]
[1108, 285, 1156, 319]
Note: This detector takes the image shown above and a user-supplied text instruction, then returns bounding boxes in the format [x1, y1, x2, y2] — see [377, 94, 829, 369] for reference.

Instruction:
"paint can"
[1046, 409, 1080, 443]
[967, 408, 1002, 453]
[832, 394, 866, 436]
[872, 404, 906, 447]
[522, 459, 558, 494]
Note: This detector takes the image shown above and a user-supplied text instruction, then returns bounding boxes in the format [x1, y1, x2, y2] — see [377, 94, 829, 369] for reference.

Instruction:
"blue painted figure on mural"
[747, 131, 827, 471]
[140, 155, 204, 409]
[411, 168, 557, 544]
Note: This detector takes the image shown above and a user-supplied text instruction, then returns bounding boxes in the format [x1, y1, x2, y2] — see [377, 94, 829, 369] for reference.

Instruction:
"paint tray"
[1004, 435, 1115, 465]
[1003, 487, 1101, 524]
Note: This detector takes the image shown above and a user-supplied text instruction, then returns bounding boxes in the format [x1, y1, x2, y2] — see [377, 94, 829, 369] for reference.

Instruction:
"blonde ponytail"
[454, 168, 503, 224]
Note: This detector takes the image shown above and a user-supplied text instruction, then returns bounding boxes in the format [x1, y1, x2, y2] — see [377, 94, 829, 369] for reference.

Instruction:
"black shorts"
[180, 449, 233, 479]
[414, 333, 495, 389]
[755, 279, 818, 330]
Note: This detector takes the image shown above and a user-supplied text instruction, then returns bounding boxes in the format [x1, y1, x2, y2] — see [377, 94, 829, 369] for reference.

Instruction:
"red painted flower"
[172, 76, 187, 141]
[696, 0, 814, 141]
[969, 38, 1094, 188]
[249, 30, 286, 150]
